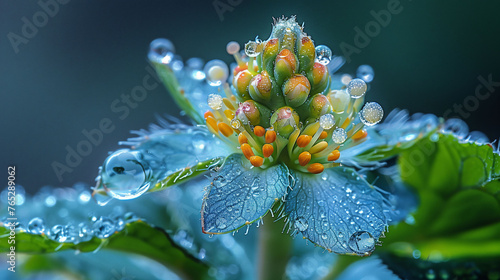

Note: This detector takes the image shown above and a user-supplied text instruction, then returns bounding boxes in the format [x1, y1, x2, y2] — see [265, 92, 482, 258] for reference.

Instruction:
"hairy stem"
[257, 212, 292, 280]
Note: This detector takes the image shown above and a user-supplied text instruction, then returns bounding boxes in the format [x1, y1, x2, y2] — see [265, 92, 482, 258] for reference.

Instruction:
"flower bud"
[327, 90, 350, 113]
[309, 94, 331, 118]
[249, 71, 272, 102]
[233, 70, 254, 101]
[282, 74, 310, 108]
[280, 27, 297, 52]
[270, 106, 300, 138]
[236, 100, 271, 127]
[274, 49, 297, 86]
[262, 38, 279, 75]
[308, 62, 330, 94]
[298, 36, 315, 73]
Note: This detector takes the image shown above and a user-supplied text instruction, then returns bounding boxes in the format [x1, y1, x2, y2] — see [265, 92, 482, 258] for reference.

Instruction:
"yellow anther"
[309, 141, 328, 154]
[218, 122, 234, 137]
[328, 150, 341, 161]
[223, 98, 235, 110]
[352, 129, 368, 141]
[319, 131, 328, 139]
[288, 129, 301, 155]
[296, 135, 312, 148]
[245, 221, 251, 225]
[307, 163, 325, 174]
[263, 144, 274, 158]
[241, 143, 254, 159]
[224, 109, 235, 120]
[265, 130, 277, 143]
[302, 122, 320, 136]
[204, 111, 214, 119]
[250, 156, 264, 167]
[254, 126, 266, 137]
[298, 151, 311, 166]
[206, 116, 218, 132]
[238, 133, 248, 145]
[341, 118, 350, 129]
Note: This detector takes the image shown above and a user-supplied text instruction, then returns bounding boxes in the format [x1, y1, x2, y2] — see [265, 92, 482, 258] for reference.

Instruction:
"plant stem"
[257, 212, 292, 280]
[321, 255, 360, 280]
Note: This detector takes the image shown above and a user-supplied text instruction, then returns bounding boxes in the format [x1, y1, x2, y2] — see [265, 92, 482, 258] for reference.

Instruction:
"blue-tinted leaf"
[201, 154, 290, 234]
[284, 167, 391, 255]
[343, 109, 440, 164]
[95, 124, 232, 198]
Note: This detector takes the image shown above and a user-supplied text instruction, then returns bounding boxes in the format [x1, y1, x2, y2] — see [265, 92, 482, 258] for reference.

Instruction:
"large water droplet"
[348, 231, 375, 254]
[319, 114, 335, 130]
[92, 217, 116, 239]
[207, 93, 223, 110]
[186, 57, 206, 80]
[245, 41, 261, 57]
[101, 149, 151, 200]
[356, 65, 374, 83]
[28, 218, 45, 234]
[443, 118, 469, 139]
[315, 45, 332, 65]
[294, 217, 309, 232]
[347, 78, 367, 98]
[331, 128, 347, 144]
[204, 59, 229, 86]
[468, 131, 489, 144]
[78, 223, 94, 242]
[360, 102, 384, 126]
[148, 38, 175, 64]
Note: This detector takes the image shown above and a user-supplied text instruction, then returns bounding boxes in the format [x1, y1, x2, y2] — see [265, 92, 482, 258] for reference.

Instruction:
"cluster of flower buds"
[203, 17, 383, 174]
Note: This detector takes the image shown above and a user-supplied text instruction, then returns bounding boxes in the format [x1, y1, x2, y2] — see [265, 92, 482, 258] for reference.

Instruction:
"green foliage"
[0, 221, 209, 280]
[379, 133, 500, 278]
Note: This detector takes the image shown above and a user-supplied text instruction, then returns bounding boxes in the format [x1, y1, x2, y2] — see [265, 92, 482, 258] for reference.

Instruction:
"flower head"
[93, 16, 404, 256]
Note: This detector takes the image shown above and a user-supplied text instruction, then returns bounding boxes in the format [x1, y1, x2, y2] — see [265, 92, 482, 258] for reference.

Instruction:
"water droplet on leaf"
[348, 231, 375, 254]
[28, 218, 45, 234]
[294, 216, 309, 232]
[315, 45, 332, 65]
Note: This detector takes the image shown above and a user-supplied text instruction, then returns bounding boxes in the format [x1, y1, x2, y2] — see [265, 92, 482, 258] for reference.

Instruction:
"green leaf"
[380, 132, 500, 273]
[152, 61, 205, 124]
[0, 221, 209, 280]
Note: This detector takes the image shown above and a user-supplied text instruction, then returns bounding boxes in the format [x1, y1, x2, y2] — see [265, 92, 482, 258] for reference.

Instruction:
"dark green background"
[1, 0, 499, 194]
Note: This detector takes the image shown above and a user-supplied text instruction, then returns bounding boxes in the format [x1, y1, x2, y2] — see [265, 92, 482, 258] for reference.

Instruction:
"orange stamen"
[241, 143, 254, 159]
[254, 126, 266, 137]
[263, 144, 274, 158]
[307, 163, 324, 174]
[328, 150, 341, 161]
[352, 129, 368, 141]
[265, 130, 277, 143]
[238, 133, 248, 145]
[296, 135, 312, 148]
[319, 131, 328, 139]
[218, 123, 233, 137]
[250, 156, 264, 167]
[298, 152, 311, 166]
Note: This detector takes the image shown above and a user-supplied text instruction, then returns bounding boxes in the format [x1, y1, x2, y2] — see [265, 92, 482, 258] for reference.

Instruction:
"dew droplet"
[230, 119, 241, 129]
[244, 41, 261, 57]
[360, 102, 384, 126]
[341, 74, 352, 85]
[348, 231, 375, 254]
[216, 217, 228, 230]
[204, 59, 229, 86]
[347, 78, 367, 98]
[49, 225, 70, 242]
[226, 41, 240, 55]
[442, 118, 469, 139]
[321, 233, 328, 240]
[148, 38, 175, 64]
[468, 131, 489, 144]
[78, 191, 91, 204]
[356, 65, 374, 83]
[207, 94, 223, 110]
[315, 45, 332, 65]
[186, 58, 206, 80]
[101, 149, 152, 200]
[192, 131, 207, 152]
[28, 218, 45, 234]
[294, 217, 309, 232]
[319, 114, 335, 129]
[331, 128, 347, 144]
[44, 195, 57, 207]
[78, 223, 94, 242]
[92, 217, 116, 239]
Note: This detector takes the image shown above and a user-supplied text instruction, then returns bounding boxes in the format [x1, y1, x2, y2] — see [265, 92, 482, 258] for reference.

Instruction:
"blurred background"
[1, 0, 499, 194]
